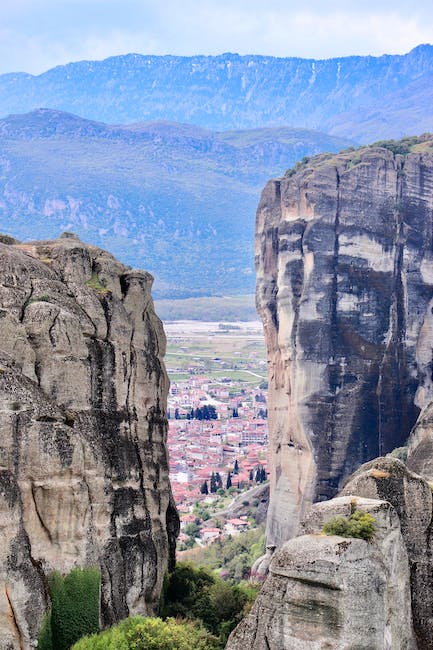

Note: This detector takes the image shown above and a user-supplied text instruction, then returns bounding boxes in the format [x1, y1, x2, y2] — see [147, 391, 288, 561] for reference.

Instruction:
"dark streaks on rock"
[0, 236, 178, 646]
[256, 142, 433, 545]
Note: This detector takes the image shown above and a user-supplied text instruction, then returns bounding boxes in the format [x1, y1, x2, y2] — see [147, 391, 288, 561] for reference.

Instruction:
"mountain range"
[0, 109, 351, 297]
[2, 46, 433, 296]
[1, 46, 433, 141]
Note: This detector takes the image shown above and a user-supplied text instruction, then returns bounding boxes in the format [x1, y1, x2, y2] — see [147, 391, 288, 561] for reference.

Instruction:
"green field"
[164, 320, 267, 386]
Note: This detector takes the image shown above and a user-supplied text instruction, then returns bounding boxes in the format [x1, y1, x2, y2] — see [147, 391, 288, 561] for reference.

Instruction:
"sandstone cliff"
[227, 457, 433, 649]
[0, 233, 179, 648]
[255, 136, 433, 547]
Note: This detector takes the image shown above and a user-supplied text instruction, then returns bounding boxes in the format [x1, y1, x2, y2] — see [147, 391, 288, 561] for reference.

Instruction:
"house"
[224, 518, 250, 535]
[200, 527, 222, 543]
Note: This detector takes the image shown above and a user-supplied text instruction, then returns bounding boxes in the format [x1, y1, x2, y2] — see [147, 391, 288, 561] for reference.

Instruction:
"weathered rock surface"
[227, 495, 416, 650]
[340, 456, 433, 649]
[407, 401, 433, 481]
[0, 234, 179, 648]
[256, 137, 433, 547]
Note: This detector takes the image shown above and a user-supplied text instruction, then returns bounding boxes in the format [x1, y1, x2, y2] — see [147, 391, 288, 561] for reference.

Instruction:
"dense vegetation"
[161, 563, 257, 644]
[70, 563, 258, 649]
[72, 616, 220, 650]
[322, 504, 376, 541]
[38, 568, 100, 650]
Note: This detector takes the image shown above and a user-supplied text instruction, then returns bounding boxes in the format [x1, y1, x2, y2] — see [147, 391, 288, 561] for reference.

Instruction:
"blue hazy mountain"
[0, 109, 352, 297]
[1, 45, 433, 142]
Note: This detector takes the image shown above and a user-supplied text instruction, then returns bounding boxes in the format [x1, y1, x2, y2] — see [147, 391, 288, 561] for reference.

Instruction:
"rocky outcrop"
[340, 457, 433, 648]
[227, 494, 416, 650]
[0, 234, 179, 648]
[256, 137, 433, 547]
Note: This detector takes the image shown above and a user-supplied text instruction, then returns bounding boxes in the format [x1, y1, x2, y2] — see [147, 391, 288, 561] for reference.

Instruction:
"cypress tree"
[210, 472, 217, 493]
[38, 568, 100, 650]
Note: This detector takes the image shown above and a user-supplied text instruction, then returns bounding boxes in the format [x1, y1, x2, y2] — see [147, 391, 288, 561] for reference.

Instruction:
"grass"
[85, 273, 110, 295]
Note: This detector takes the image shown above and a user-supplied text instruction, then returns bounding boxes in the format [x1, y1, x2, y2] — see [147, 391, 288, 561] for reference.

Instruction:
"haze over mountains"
[1, 46, 433, 296]
[1, 45, 433, 141]
[0, 109, 351, 297]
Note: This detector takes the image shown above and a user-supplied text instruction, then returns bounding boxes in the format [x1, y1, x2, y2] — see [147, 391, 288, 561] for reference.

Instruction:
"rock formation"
[227, 492, 417, 649]
[255, 137, 433, 547]
[0, 233, 179, 648]
[340, 457, 433, 648]
[228, 457, 433, 649]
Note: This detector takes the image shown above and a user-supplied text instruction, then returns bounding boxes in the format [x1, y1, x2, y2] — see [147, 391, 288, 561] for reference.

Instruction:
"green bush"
[72, 616, 220, 650]
[322, 508, 376, 541]
[161, 562, 257, 645]
[37, 567, 101, 650]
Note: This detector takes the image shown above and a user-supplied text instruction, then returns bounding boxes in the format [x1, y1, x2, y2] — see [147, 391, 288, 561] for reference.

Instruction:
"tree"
[215, 472, 223, 489]
[38, 568, 100, 650]
[249, 469, 254, 482]
[185, 522, 201, 538]
[200, 481, 209, 495]
[234, 460, 239, 475]
[260, 467, 267, 482]
[210, 473, 217, 494]
[226, 473, 232, 490]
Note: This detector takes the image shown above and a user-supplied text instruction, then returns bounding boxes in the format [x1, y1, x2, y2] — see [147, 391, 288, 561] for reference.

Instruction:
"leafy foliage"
[37, 568, 101, 650]
[161, 562, 257, 644]
[322, 508, 376, 541]
[371, 136, 426, 155]
[72, 616, 220, 650]
[284, 155, 312, 177]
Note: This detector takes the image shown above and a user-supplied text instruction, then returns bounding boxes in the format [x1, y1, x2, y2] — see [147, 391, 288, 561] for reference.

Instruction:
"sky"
[1, 0, 433, 75]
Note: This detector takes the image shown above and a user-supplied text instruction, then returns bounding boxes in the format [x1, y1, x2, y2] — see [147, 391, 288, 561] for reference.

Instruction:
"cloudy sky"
[1, 0, 433, 75]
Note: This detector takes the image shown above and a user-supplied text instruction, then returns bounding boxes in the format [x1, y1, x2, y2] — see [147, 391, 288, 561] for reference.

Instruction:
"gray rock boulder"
[340, 456, 433, 649]
[0, 236, 179, 648]
[226, 496, 416, 650]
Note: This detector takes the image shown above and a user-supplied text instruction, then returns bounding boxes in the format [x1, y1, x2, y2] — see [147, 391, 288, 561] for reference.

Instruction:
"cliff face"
[0, 234, 178, 648]
[227, 458, 431, 650]
[256, 139, 433, 546]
